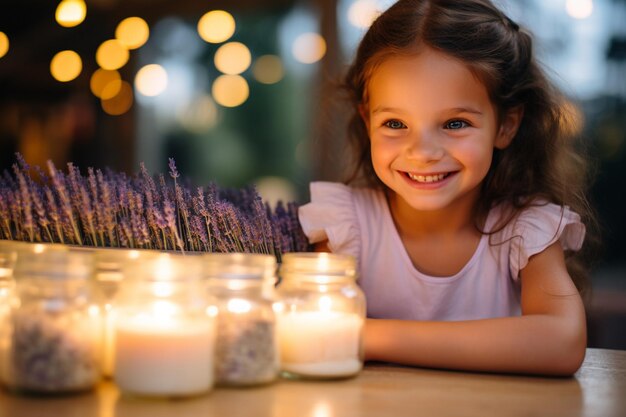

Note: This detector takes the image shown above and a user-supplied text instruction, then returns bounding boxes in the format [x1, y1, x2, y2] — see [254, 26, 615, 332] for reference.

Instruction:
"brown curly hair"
[343, 0, 598, 295]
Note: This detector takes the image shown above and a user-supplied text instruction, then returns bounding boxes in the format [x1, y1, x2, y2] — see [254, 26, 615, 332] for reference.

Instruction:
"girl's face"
[364, 47, 518, 213]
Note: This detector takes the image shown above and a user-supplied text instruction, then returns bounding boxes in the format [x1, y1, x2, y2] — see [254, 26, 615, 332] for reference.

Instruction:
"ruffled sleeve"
[508, 203, 586, 280]
[297, 182, 361, 261]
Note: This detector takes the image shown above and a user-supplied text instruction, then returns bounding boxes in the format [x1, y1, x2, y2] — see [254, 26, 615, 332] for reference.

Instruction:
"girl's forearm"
[364, 313, 586, 376]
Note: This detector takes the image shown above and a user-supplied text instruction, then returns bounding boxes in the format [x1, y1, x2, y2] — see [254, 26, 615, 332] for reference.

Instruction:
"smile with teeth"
[406, 172, 450, 183]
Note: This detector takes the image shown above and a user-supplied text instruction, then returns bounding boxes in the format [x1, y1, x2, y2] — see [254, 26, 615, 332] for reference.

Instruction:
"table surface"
[1, 348, 624, 417]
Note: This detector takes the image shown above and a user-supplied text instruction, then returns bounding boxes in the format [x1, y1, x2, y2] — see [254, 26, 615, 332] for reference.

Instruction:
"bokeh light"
[292, 32, 326, 64]
[214, 42, 251, 75]
[100, 80, 123, 100]
[116, 17, 150, 49]
[347, 0, 381, 28]
[55, 0, 87, 28]
[212, 74, 249, 107]
[198, 10, 236, 43]
[50, 50, 82, 82]
[0, 32, 8, 59]
[566, 0, 594, 19]
[101, 81, 133, 115]
[177, 94, 219, 133]
[96, 39, 129, 70]
[254, 176, 297, 209]
[252, 55, 284, 84]
[135, 64, 168, 97]
[90, 69, 122, 98]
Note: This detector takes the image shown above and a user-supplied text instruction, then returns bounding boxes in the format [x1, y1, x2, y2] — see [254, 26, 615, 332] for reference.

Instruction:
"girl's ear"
[495, 106, 524, 149]
[359, 104, 370, 131]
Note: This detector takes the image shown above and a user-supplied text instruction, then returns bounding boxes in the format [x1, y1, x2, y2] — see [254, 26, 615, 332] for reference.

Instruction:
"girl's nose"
[405, 130, 445, 162]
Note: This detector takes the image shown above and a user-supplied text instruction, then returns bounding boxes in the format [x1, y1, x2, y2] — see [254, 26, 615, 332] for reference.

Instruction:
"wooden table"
[1, 348, 624, 417]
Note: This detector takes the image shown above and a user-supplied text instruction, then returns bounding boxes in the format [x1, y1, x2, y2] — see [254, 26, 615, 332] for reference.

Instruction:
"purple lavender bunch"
[0, 153, 312, 260]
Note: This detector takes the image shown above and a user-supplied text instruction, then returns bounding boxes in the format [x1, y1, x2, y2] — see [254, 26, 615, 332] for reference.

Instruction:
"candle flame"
[154, 300, 176, 314]
[227, 298, 252, 314]
[318, 296, 332, 312]
[206, 305, 219, 317]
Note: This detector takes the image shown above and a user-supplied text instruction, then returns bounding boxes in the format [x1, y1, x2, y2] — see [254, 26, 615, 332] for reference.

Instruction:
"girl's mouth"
[404, 172, 453, 184]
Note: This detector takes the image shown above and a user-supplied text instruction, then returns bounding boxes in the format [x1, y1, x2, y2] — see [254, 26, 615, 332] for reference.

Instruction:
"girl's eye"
[383, 120, 406, 129]
[445, 120, 469, 130]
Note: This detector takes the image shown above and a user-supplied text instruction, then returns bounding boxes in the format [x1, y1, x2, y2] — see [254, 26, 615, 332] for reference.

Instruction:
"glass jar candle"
[276, 253, 365, 379]
[204, 253, 279, 386]
[0, 246, 102, 394]
[113, 253, 216, 397]
[0, 241, 17, 387]
[92, 248, 156, 378]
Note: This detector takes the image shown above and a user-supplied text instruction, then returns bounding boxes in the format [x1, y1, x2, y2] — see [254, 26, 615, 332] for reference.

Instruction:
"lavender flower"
[0, 153, 312, 259]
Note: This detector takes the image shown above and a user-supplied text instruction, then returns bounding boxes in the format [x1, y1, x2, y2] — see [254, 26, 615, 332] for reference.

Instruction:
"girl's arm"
[315, 241, 586, 376]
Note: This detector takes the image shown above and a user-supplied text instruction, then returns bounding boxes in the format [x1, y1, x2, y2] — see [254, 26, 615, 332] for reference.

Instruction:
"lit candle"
[276, 253, 366, 379]
[277, 310, 363, 377]
[113, 253, 214, 397]
[114, 301, 215, 397]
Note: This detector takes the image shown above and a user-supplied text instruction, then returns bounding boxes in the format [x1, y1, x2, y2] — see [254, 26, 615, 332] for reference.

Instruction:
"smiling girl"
[298, 0, 597, 375]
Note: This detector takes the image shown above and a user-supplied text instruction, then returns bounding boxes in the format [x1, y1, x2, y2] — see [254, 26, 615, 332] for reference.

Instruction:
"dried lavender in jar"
[0, 246, 102, 394]
[215, 315, 277, 385]
[3, 310, 99, 393]
[204, 253, 279, 386]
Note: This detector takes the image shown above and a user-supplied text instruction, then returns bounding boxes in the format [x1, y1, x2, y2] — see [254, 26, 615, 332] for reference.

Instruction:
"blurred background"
[0, 0, 624, 348]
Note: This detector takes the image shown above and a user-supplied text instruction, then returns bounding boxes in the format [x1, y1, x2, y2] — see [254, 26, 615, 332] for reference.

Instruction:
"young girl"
[299, 0, 597, 376]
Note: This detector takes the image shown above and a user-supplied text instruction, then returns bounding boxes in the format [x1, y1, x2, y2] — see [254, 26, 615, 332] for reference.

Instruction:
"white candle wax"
[114, 314, 215, 396]
[277, 311, 363, 377]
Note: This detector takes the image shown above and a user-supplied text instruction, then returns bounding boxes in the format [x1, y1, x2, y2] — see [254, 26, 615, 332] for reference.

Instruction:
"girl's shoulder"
[304, 181, 385, 215]
[487, 200, 586, 280]
[298, 182, 384, 260]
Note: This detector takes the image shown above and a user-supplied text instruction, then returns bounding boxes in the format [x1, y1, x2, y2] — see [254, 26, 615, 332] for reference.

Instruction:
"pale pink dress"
[298, 182, 586, 321]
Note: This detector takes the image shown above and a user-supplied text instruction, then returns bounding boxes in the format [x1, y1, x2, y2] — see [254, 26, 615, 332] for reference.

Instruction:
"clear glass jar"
[92, 248, 154, 378]
[0, 246, 102, 394]
[113, 253, 215, 397]
[204, 253, 279, 386]
[276, 252, 366, 379]
[0, 241, 18, 387]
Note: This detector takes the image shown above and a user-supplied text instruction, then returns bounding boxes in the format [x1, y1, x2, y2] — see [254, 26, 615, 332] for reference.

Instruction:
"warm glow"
[135, 64, 168, 97]
[88, 305, 100, 317]
[127, 301, 179, 325]
[154, 255, 174, 281]
[566, 0, 593, 19]
[227, 298, 252, 314]
[198, 10, 236, 43]
[206, 305, 219, 317]
[50, 50, 82, 82]
[252, 55, 284, 84]
[0, 32, 9, 58]
[212, 74, 249, 107]
[318, 296, 332, 313]
[100, 80, 123, 100]
[55, 0, 87, 28]
[116, 17, 150, 49]
[312, 401, 334, 417]
[318, 253, 330, 271]
[90, 68, 121, 98]
[214, 42, 251, 75]
[348, 0, 380, 28]
[96, 39, 129, 70]
[101, 81, 133, 115]
[292, 32, 326, 64]
[152, 282, 175, 298]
